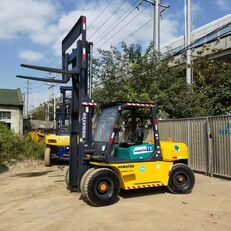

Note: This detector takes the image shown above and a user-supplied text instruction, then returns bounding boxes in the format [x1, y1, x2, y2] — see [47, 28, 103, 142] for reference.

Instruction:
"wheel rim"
[95, 179, 114, 197]
[173, 171, 190, 190]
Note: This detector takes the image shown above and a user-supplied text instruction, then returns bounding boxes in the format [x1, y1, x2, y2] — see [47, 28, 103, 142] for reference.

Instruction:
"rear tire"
[83, 168, 120, 206]
[168, 163, 195, 194]
[44, 147, 51, 167]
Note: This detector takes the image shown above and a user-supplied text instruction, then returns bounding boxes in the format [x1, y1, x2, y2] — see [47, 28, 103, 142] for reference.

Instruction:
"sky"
[0, 0, 230, 111]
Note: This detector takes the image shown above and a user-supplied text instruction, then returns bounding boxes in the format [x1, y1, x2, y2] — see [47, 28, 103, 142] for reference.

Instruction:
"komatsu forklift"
[17, 16, 195, 206]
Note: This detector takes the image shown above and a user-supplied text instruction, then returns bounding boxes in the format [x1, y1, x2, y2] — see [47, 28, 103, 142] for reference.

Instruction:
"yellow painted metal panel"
[45, 134, 69, 146]
[161, 141, 189, 161]
[90, 161, 173, 189]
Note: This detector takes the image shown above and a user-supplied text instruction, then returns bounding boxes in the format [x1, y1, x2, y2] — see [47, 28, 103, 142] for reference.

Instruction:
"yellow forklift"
[17, 16, 195, 207]
[79, 102, 194, 206]
[44, 86, 71, 166]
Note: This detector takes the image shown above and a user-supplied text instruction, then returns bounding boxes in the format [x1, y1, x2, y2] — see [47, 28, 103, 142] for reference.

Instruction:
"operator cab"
[92, 102, 161, 163]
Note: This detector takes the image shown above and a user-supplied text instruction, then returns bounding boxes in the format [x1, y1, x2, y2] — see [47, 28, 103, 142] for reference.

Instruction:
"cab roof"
[102, 101, 157, 109]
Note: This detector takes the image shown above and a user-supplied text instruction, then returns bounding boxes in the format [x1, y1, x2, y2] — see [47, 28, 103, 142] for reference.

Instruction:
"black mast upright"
[17, 16, 94, 192]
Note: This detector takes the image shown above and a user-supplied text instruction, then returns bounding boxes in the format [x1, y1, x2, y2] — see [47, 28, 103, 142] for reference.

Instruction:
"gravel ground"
[0, 161, 231, 231]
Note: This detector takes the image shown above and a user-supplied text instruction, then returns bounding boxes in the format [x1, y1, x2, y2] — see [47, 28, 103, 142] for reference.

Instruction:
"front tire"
[44, 147, 51, 167]
[65, 168, 69, 187]
[80, 168, 95, 198]
[83, 168, 120, 206]
[168, 163, 195, 194]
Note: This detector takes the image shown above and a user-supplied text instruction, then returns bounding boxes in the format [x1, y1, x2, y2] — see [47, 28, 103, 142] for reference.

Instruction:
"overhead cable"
[93, 0, 141, 45]
[88, 0, 115, 30]
[95, 4, 149, 49]
[88, 0, 128, 39]
[116, 17, 153, 46]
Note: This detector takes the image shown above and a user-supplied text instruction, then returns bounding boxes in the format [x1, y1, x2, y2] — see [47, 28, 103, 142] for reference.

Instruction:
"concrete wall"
[0, 106, 23, 134]
[30, 120, 54, 129]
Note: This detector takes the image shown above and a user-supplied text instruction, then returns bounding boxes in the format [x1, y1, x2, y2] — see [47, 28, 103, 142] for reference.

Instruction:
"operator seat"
[119, 127, 144, 148]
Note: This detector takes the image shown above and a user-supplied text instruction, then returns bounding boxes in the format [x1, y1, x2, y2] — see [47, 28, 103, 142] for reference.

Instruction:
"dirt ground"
[0, 161, 231, 231]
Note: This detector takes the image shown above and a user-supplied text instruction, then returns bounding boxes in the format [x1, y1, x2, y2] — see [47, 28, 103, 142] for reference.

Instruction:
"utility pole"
[25, 80, 31, 119]
[47, 84, 56, 125]
[185, 0, 192, 84]
[47, 85, 54, 121]
[142, 0, 169, 53]
[154, 0, 160, 52]
[53, 86, 56, 129]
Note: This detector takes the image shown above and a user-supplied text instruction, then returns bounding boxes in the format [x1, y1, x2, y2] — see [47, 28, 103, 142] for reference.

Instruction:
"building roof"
[0, 88, 23, 107]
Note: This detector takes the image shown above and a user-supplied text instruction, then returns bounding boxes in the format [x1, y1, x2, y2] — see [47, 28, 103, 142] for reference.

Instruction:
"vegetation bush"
[0, 123, 45, 163]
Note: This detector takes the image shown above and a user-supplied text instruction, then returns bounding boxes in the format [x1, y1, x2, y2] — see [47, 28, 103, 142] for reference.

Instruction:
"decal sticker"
[133, 145, 153, 154]
[140, 166, 145, 172]
[81, 112, 87, 139]
[219, 122, 231, 136]
[118, 164, 134, 169]
[174, 144, 180, 152]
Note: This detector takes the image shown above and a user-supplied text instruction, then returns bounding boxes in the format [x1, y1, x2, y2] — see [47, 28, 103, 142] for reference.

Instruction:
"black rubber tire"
[80, 168, 95, 198]
[83, 168, 120, 206]
[168, 163, 195, 194]
[64, 167, 78, 192]
[44, 147, 51, 167]
[65, 168, 69, 187]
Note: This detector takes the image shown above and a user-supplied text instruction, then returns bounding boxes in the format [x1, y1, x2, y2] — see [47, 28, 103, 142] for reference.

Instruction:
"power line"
[116, 17, 153, 46]
[88, 0, 128, 40]
[91, 0, 135, 42]
[88, 0, 115, 30]
[93, 0, 141, 45]
[95, 5, 149, 49]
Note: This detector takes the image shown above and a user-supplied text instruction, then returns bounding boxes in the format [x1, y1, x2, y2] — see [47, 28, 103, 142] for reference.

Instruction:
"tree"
[192, 58, 231, 116]
[92, 42, 231, 118]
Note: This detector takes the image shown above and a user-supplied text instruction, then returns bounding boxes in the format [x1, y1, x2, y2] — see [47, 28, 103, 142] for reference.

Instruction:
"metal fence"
[151, 116, 231, 179]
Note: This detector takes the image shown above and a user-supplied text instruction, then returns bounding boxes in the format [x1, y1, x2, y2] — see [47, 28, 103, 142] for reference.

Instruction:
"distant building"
[0, 88, 23, 134]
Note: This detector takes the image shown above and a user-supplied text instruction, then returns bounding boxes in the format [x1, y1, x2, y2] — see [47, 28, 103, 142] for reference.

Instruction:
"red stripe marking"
[82, 16, 86, 23]
[82, 54, 86, 61]
[125, 183, 165, 190]
[109, 137, 113, 145]
[126, 103, 156, 107]
[81, 102, 96, 106]
[153, 118, 158, 125]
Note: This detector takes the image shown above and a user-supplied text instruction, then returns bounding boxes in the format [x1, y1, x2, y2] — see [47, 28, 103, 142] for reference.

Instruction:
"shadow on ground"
[120, 186, 167, 199]
[11, 170, 53, 178]
[0, 164, 9, 174]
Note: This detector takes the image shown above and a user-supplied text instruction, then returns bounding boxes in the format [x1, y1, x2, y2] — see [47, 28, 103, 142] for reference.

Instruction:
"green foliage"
[192, 58, 231, 116]
[0, 123, 45, 163]
[31, 97, 62, 120]
[92, 42, 231, 118]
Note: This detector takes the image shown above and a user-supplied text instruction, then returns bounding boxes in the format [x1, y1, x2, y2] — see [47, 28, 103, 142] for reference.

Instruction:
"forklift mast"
[62, 16, 94, 191]
[17, 16, 94, 191]
[56, 86, 72, 132]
